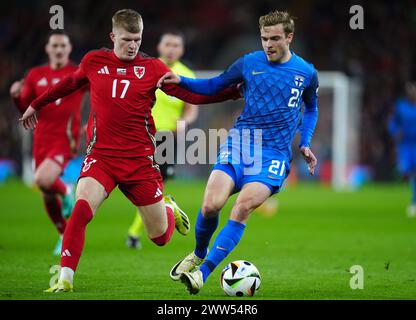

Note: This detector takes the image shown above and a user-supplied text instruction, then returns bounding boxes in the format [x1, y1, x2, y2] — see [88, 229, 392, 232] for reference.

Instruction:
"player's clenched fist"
[157, 72, 181, 88]
[19, 106, 38, 130]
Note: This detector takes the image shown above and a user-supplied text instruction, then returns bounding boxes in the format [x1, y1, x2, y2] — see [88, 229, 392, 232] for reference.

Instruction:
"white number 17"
[112, 79, 130, 99]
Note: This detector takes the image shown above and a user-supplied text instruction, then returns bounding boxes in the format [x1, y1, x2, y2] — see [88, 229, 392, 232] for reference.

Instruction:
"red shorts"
[79, 152, 164, 207]
[33, 146, 72, 171]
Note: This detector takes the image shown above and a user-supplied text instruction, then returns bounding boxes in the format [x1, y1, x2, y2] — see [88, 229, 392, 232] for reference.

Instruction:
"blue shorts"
[212, 141, 290, 194]
[397, 144, 416, 175]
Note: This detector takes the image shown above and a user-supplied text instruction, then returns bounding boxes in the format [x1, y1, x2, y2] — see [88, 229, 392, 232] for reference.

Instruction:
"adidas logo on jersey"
[37, 77, 48, 86]
[97, 66, 110, 74]
[154, 188, 163, 198]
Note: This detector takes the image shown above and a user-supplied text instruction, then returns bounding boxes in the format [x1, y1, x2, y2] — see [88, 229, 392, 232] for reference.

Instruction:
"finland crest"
[294, 75, 305, 87]
[134, 66, 145, 79]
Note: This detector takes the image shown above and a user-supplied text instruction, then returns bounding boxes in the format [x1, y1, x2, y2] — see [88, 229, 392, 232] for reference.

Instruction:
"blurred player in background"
[126, 30, 198, 249]
[159, 10, 319, 294]
[9, 31, 86, 256]
[389, 81, 416, 217]
[20, 9, 241, 293]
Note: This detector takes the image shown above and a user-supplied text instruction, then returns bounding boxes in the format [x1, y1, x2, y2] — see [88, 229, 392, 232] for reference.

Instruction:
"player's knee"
[34, 172, 53, 191]
[201, 199, 222, 218]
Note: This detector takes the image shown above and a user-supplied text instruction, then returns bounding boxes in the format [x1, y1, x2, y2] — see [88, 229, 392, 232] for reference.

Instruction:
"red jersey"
[31, 48, 240, 158]
[14, 62, 86, 155]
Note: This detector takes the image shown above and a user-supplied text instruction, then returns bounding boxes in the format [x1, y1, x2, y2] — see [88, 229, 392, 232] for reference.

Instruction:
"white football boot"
[170, 251, 205, 281]
[180, 269, 204, 295]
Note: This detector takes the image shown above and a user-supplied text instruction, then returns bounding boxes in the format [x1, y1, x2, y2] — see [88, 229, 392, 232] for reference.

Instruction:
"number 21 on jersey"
[288, 88, 303, 108]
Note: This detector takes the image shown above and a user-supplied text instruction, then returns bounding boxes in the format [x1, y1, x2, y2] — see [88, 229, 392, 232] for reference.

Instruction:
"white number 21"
[288, 88, 303, 108]
[112, 79, 130, 99]
[269, 160, 286, 176]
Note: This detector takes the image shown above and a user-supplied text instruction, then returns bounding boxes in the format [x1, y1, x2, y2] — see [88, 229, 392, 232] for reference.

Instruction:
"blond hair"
[259, 10, 295, 36]
[112, 9, 143, 33]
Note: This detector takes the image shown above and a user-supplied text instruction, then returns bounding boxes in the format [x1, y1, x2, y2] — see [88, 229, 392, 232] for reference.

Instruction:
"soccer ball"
[220, 260, 261, 297]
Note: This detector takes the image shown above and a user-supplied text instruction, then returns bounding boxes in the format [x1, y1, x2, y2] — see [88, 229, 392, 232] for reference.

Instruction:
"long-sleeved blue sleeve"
[179, 57, 244, 95]
[299, 70, 319, 148]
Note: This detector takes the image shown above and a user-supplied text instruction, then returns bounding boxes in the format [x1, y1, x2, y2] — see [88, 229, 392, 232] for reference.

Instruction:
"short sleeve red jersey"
[14, 62, 86, 153]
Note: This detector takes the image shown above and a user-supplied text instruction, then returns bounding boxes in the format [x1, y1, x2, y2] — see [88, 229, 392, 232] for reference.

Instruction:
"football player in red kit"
[10, 30, 87, 256]
[20, 9, 240, 292]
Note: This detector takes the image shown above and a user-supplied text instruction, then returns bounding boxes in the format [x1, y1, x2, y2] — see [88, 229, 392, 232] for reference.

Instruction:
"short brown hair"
[259, 10, 295, 36]
[159, 30, 185, 45]
[112, 9, 143, 33]
[46, 30, 70, 44]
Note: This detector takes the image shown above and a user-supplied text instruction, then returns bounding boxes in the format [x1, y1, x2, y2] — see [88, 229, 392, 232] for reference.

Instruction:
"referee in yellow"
[126, 31, 198, 249]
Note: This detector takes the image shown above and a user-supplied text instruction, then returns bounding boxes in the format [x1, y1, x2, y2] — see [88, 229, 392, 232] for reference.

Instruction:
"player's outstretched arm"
[19, 68, 88, 130]
[161, 83, 242, 105]
[30, 69, 88, 112]
[157, 57, 244, 95]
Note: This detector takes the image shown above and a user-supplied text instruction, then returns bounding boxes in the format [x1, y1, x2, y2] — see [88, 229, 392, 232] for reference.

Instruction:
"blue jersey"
[389, 98, 416, 144]
[388, 98, 416, 175]
[179, 51, 319, 159]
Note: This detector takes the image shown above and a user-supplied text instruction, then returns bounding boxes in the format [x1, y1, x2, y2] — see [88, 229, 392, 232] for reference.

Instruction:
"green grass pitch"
[0, 179, 415, 300]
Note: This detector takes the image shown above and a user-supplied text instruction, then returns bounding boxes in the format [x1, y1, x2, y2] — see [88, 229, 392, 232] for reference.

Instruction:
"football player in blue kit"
[389, 81, 416, 217]
[158, 10, 319, 294]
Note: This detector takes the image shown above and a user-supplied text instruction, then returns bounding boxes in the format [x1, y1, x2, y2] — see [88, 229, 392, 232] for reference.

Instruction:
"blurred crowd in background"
[1, 0, 415, 181]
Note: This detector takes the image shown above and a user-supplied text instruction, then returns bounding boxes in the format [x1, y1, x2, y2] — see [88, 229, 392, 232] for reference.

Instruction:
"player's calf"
[60, 199, 93, 272]
[42, 193, 66, 235]
[150, 205, 175, 246]
[230, 200, 256, 224]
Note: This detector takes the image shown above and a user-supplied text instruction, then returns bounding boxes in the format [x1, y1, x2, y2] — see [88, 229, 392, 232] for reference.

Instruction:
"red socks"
[47, 178, 67, 196]
[61, 199, 93, 271]
[43, 197, 66, 234]
[150, 205, 175, 246]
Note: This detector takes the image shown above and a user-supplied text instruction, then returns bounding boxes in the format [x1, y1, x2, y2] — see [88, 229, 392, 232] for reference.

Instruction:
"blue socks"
[194, 209, 219, 259]
[410, 175, 416, 204]
[199, 220, 246, 282]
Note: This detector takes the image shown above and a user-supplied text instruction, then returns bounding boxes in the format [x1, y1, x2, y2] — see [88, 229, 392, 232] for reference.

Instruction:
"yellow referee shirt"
[152, 60, 195, 132]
